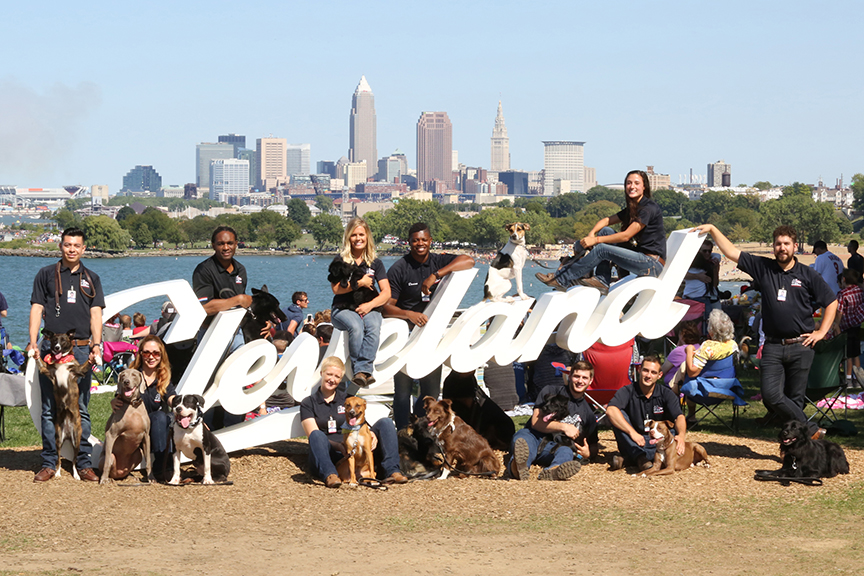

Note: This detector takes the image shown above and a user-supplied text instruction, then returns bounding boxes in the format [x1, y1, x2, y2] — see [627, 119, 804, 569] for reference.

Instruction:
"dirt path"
[2, 430, 863, 576]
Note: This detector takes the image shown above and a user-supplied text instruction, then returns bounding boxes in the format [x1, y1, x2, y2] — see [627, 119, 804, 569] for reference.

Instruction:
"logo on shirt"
[81, 279, 91, 289]
[235, 276, 243, 284]
[337, 405, 345, 414]
[791, 279, 803, 287]
[408, 282, 419, 287]
[653, 406, 665, 414]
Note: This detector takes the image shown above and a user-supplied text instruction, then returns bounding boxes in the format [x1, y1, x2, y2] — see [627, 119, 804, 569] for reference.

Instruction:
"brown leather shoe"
[577, 276, 609, 296]
[325, 474, 342, 489]
[33, 468, 55, 483]
[535, 272, 566, 292]
[352, 372, 369, 388]
[609, 455, 624, 471]
[384, 471, 408, 484]
[812, 428, 827, 441]
[79, 468, 99, 482]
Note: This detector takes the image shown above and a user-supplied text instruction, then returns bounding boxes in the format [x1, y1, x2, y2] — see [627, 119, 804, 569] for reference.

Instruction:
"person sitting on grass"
[607, 355, 686, 472]
[682, 309, 738, 425]
[509, 360, 598, 481]
[833, 268, 864, 388]
[299, 356, 407, 488]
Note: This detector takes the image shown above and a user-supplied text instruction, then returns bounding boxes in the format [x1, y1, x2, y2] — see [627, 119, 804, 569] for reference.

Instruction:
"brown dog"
[337, 397, 375, 485]
[422, 396, 499, 478]
[99, 369, 152, 484]
[35, 329, 93, 481]
[643, 420, 709, 476]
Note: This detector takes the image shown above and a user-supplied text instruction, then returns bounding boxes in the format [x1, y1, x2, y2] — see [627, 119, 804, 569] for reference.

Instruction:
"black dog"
[327, 260, 378, 311]
[397, 415, 442, 479]
[535, 393, 581, 455]
[769, 420, 850, 479]
[239, 285, 287, 342]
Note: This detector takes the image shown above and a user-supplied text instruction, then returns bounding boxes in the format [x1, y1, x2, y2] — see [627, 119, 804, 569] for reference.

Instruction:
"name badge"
[777, 288, 787, 302]
[327, 416, 337, 434]
[67, 289, 77, 304]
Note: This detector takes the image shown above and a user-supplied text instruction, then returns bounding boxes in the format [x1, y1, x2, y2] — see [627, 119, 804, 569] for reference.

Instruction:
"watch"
[434, 271, 442, 280]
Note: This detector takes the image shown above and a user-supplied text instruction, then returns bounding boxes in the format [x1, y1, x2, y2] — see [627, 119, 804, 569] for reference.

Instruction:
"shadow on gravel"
[699, 441, 781, 462]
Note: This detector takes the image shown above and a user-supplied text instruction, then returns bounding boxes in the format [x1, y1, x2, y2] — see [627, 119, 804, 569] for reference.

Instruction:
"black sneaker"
[510, 438, 530, 480]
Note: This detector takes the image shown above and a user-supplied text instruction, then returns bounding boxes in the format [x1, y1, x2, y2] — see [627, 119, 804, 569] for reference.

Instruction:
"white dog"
[484, 222, 530, 302]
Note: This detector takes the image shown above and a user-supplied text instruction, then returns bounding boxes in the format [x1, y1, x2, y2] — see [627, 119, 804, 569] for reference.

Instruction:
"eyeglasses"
[141, 350, 162, 358]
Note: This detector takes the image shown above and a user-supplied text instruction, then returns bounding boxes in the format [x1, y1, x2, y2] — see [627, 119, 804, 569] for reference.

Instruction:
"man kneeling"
[607, 355, 687, 472]
[509, 361, 599, 481]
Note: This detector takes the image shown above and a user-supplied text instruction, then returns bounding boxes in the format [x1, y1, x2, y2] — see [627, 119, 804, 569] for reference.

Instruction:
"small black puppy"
[397, 414, 442, 479]
[327, 259, 378, 311]
[535, 393, 582, 454]
[239, 285, 287, 342]
[774, 420, 849, 478]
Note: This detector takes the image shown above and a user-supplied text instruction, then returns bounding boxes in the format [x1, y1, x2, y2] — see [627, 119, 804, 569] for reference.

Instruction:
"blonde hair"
[339, 217, 377, 266]
[320, 356, 345, 377]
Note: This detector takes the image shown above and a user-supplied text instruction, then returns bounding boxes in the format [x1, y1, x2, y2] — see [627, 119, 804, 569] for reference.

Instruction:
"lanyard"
[54, 261, 96, 317]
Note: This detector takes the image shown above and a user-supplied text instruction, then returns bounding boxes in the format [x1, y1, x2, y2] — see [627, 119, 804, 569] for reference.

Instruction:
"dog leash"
[429, 428, 495, 478]
[753, 470, 823, 486]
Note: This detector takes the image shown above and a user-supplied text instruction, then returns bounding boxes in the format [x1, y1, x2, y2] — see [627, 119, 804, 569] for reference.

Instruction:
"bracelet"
[434, 271, 442, 280]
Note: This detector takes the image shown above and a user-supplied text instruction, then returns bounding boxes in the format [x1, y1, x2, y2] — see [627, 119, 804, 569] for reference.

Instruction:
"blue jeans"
[38, 343, 93, 470]
[761, 342, 818, 434]
[555, 227, 663, 289]
[393, 367, 442, 430]
[509, 427, 574, 472]
[307, 417, 401, 480]
[331, 308, 382, 376]
[612, 412, 656, 464]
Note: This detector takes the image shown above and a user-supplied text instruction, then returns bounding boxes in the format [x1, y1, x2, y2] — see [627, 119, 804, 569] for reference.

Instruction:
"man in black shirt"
[509, 360, 598, 481]
[383, 222, 474, 429]
[607, 356, 685, 471]
[847, 240, 864, 277]
[28, 227, 105, 482]
[696, 224, 837, 436]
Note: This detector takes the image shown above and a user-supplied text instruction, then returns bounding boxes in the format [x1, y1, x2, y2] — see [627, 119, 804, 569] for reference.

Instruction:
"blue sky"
[2, 1, 862, 193]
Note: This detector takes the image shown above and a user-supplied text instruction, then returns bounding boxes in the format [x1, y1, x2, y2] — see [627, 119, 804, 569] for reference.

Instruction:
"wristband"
[434, 271, 442, 280]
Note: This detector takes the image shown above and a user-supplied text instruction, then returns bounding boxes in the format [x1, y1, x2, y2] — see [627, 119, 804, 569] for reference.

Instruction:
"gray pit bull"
[99, 369, 153, 484]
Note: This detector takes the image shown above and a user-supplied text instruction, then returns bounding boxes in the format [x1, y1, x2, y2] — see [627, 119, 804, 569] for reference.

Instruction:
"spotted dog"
[168, 395, 230, 485]
[484, 222, 530, 302]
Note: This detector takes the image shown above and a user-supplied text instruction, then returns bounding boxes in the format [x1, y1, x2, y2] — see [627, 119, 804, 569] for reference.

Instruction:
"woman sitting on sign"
[536, 170, 666, 295]
[329, 217, 391, 388]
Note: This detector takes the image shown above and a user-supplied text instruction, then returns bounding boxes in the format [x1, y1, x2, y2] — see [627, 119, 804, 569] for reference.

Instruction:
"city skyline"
[2, 2, 862, 194]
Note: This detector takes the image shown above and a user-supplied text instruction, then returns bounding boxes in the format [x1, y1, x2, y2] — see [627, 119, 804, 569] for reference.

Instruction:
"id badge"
[327, 416, 337, 434]
[643, 418, 651, 433]
[67, 289, 77, 304]
[777, 288, 787, 302]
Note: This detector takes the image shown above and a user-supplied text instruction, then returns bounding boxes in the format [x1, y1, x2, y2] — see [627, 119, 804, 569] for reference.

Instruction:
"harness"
[54, 261, 96, 318]
[429, 414, 495, 478]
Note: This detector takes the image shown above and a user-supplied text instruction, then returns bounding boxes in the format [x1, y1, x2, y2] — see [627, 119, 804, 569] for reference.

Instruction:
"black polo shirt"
[299, 385, 348, 437]
[141, 381, 177, 414]
[528, 384, 599, 444]
[609, 383, 682, 428]
[193, 256, 247, 326]
[615, 197, 665, 260]
[738, 252, 836, 339]
[388, 252, 457, 315]
[30, 261, 106, 340]
[330, 257, 387, 310]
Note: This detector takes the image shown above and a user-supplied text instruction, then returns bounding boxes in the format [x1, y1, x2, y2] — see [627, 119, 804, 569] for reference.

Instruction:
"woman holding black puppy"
[329, 217, 390, 388]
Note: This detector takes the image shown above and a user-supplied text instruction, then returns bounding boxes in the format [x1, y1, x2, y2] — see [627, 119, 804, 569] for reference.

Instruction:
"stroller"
[100, 341, 138, 387]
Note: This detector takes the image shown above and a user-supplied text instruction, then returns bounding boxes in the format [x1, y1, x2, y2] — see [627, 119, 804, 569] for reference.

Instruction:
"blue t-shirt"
[278, 303, 305, 336]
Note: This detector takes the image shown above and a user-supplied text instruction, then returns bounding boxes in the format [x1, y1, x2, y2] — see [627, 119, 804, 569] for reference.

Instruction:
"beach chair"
[805, 334, 847, 425]
[581, 339, 636, 424]
[680, 355, 748, 433]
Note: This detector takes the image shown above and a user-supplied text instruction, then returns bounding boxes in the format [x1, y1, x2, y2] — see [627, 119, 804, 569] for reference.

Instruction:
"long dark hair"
[622, 170, 651, 228]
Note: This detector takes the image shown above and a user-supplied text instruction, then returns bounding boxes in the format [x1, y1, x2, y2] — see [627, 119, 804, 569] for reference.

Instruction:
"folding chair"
[805, 333, 847, 425]
[581, 339, 636, 424]
[680, 355, 748, 433]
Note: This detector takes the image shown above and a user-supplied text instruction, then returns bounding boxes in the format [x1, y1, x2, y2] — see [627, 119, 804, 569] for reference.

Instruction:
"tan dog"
[422, 396, 499, 479]
[337, 397, 375, 485]
[484, 222, 530, 302]
[99, 369, 152, 484]
[643, 420, 709, 476]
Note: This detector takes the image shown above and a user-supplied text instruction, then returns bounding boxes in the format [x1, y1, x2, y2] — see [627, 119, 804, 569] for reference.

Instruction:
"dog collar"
[44, 353, 75, 365]
[175, 408, 203, 430]
[341, 422, 362, 432]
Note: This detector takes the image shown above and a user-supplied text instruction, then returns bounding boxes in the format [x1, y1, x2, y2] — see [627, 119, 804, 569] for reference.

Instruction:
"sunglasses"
[141, 350, 162, 358]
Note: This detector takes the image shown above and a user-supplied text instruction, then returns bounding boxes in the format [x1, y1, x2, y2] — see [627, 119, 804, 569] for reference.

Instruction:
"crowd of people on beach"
[15, 168, 857, 486]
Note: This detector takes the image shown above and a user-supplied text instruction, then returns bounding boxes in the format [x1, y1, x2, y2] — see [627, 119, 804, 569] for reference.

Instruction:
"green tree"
[314, 194, 334, 214]
[65, 198, 89, 211]
[684, 190, 734, 223]
[851, 174, 864, 211]
[585, 186, 625, 209]
[546, 193, 587, 218]
[286, 198, 312, 227]
[782, 182, 811, 197]
[275, 219, 302, 248]
[82, 216, 131, 251]
[116, 205, 136, 222]
[131, 223, 152, 248]
[757, 194, 840, 247]
[753, 181, 773, 190]
[54, 208, 82, 230]
[652, 189, 688, 216]
[572, 201, 619, 239]
[467, 208, 521, 247]
[179, 216, 215, 248]
[308, 213, 344, 248]
[717, 207, 760, 240]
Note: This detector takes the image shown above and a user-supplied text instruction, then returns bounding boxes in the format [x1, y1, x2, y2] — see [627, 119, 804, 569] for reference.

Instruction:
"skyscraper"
[196, 143, 234, 189]
[256, 137, 288, 190]
[349, 76, 377, 180]
[286, 143, 311, 176]
[542, 141, 585, 195]
[417, 112, 453, 191]
[707, 160, 731, 187]
[122, 165, 162, 193]
[218, 133, 246, 155]
[210, 158, 250, 201]
[490, 100, 510, 172]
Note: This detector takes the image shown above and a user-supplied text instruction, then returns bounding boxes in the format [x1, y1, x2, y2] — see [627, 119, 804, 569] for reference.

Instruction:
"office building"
[490, 100, 510, 172]
[377, 154, 404, 184]
[256, 137, 288, 190]
[317, 160, 337, 178]
[583, 167, 597, 190]
[196, 143, 234, 189]
[184, 183, 198, 200]
[645, 166, 670, 191]
[237, 148, 258, 191]
[90, 185, 109, 205]
[346, 161, 368, 190]
[218, 133, 246, 155]
[122, 165, 162, 193]
[542, 141, 585, 195]
[708, 160, 731, 187]
[210, 158, 250, 201]
[286, 143, 311, 176]
[417, 111, 453, 191]
[349, 75, 377, 179]
[498, 171, 528, 195]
